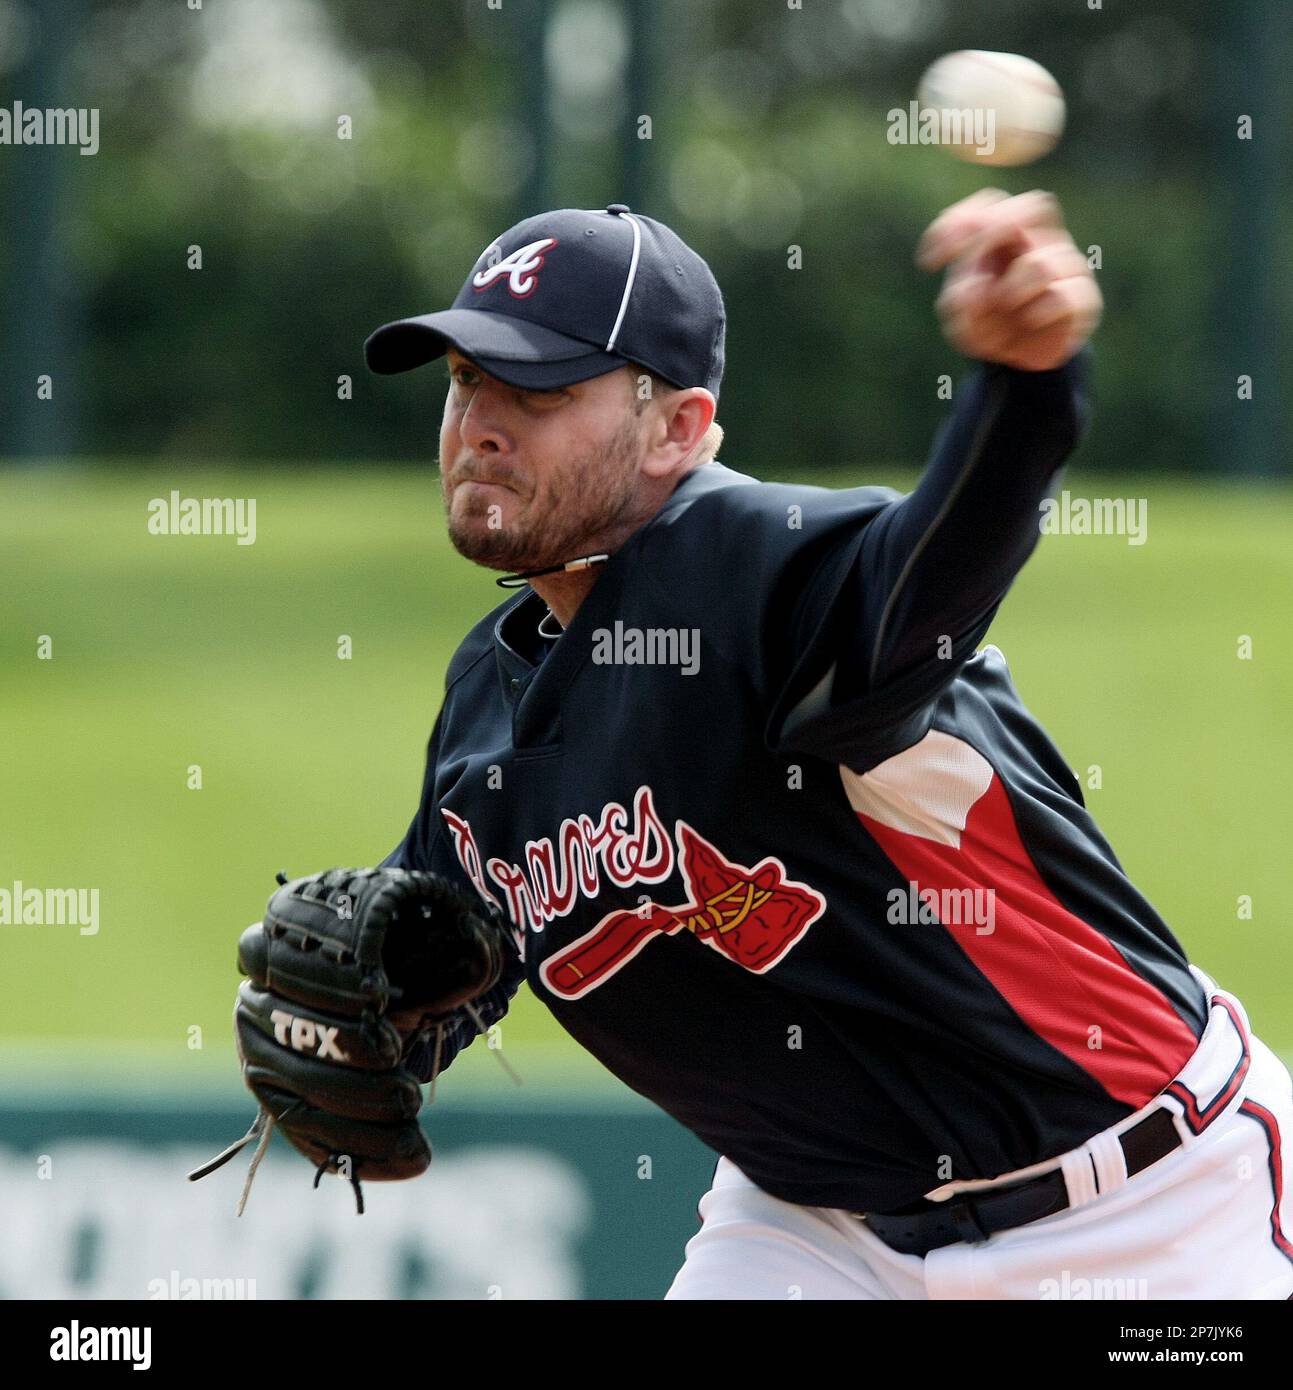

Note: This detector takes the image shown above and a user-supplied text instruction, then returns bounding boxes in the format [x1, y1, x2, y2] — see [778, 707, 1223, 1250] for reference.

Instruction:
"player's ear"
[644, 387, 714, 475]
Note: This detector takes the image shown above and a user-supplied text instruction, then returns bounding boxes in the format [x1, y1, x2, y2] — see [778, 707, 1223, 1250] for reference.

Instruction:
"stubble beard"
[444, 411, 646, 574]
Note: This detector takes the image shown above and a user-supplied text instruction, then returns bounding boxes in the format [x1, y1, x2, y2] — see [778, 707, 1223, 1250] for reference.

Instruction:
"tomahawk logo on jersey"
[380, 346, 1225, 1216]
[444, 789, 828, 996]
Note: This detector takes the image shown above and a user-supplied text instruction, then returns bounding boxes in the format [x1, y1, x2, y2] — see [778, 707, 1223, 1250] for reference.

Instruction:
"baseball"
[916, 50, 1065, 167]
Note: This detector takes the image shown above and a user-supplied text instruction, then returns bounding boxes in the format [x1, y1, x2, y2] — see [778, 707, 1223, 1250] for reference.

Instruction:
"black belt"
[861, 1107, 1182, 1258]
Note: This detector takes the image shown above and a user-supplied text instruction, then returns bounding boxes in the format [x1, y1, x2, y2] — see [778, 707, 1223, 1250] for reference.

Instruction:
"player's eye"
[447, 364, 566, 408]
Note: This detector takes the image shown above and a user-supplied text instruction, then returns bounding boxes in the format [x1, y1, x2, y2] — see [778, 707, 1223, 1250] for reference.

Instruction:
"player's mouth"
[458, 477, 514, 493]
[452, 465, 524, 494]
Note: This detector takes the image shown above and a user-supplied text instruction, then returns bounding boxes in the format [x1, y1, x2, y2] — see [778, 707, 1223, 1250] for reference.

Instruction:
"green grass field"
[1, 463, 1290, 1090]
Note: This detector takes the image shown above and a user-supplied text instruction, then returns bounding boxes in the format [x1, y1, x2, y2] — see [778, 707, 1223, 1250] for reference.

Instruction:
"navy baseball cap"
[364, 203, 726, 399]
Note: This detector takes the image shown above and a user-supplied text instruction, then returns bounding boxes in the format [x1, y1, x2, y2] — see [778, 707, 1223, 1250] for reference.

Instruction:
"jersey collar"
[489, 462, 756, 747]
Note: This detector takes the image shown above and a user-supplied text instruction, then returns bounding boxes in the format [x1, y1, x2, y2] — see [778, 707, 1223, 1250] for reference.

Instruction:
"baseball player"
[210, 195, 1293, 1299]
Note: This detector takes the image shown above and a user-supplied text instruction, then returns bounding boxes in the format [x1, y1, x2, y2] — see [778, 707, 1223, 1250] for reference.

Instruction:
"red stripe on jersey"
[857, 774, 1198, 1107]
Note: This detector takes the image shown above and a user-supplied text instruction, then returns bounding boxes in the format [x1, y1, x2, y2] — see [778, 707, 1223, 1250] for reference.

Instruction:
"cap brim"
[364, 308, 628, 390]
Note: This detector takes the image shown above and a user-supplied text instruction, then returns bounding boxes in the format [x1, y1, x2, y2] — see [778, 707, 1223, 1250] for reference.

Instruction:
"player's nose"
[457, 386, 514, 457]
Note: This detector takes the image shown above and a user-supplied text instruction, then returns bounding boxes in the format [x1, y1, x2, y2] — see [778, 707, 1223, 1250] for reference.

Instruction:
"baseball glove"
[188, 866, 509, 1214]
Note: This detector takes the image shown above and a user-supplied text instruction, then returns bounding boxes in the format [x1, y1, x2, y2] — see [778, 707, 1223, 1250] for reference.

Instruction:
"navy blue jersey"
[384, 348, 1209, 1213]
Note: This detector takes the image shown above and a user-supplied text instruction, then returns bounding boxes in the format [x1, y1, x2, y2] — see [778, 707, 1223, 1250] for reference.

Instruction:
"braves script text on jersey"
[383, 347, 1223, 1215]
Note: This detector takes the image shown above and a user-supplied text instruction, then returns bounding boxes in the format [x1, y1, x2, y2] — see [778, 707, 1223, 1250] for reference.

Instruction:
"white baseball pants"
[666, 968, 1293, 1300]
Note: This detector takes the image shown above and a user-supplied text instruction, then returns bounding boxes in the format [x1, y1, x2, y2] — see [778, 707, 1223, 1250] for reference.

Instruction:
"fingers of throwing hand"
[916, 187, 1010, 270]
[918, 189, 1060, 273]
[938, 261, 1101, 367]
[987, 237, 1084, 313]
[1017, 272, 1103, 337]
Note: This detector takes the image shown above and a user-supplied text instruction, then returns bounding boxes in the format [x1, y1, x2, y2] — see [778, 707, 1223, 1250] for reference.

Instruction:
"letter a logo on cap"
[472, 238, 558, 298]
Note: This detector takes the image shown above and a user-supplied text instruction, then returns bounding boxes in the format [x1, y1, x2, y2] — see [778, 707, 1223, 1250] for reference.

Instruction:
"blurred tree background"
[0, 0, 1288, 475]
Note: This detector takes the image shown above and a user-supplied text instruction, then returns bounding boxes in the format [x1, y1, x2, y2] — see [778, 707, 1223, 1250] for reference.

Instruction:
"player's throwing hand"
[917, 188, 1102, 372]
